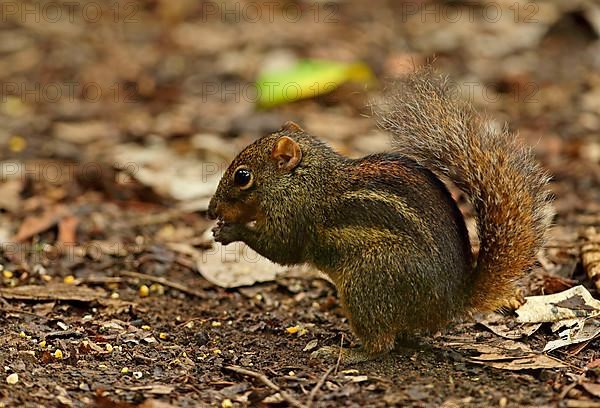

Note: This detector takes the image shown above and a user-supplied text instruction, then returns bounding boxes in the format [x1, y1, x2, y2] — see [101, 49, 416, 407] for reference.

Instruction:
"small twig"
[82, 276, 125, 284]
[558, 373, 586, 400]
[176, 317, 205, 328]
[334, 334, 344, 374]
[225, 365, 307, 408]
[118, 270, 204, 298]
[0, 307, 52, 321]
[307, 366, 334, 407]
[548, 353, 583, 373]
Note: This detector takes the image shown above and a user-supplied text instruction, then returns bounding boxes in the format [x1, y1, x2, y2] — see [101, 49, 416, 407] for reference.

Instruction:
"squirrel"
[207, 68, 554, 363]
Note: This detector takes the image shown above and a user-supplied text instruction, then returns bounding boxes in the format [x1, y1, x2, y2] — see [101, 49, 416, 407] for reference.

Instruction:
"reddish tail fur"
[376, 68, 554, 310]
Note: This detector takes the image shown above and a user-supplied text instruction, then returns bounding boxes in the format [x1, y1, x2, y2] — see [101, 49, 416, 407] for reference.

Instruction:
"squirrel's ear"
[281, 121, 303, 133]
[271, 136, 302, 171]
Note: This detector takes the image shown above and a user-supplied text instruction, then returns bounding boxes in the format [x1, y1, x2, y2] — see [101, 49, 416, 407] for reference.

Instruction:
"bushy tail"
[376, 68, 554, 310]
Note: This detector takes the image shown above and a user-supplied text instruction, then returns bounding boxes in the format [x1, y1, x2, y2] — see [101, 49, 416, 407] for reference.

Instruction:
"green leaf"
[255, 59, 374, 108]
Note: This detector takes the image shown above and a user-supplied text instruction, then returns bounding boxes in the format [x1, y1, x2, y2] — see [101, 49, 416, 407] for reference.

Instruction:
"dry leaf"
[472, 355, 567, 370]
[515, 286, 600, 352]
[198, 240, 285, 288]
[111, 143, 224, 208]
[543, 318, 600, 352]
[445, 338, 567, 370]
[586, 359, 600, 369]
[582, 227, 600, 291]
[582, 382, 600, 398]
[516, 285, 600, 323]
[14, 205, 68, 242]
[57, 215, 79, 246]
[196, 226, 294, 288]
[0, 284, 106, 302]
[477, 312, 542, 339]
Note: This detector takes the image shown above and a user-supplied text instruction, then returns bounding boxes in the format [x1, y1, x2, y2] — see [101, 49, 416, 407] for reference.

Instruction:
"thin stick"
[334, 334, 344, 374]
[548, 353, 583, 373]
[118, 270, 204, 298]
[307, 366, 334, 407]
[225, 366, 306, 408]
[0, 307, 52, 321]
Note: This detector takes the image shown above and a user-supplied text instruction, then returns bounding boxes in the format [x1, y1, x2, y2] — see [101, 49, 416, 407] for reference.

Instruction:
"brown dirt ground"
[1, 1, 600, 407]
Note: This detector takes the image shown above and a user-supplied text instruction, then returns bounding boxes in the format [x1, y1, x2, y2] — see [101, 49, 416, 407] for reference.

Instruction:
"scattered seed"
[141, 325, 151, 331]
[18, 331, 26, 338]
[2, 270, 13, 279]
[121, 367, 129, 374]
[139, 285, 150, 297]
[150, 283, 165, 295]
[54, 349, 63, 359]
[6, 373, 18, 385]
[110, 292, 120, 299]
[159, 332, 168, 340]
[8, 135, 26, 152]
[63, 275, 75, 284]
[105, 344, 113, 353]
[39, 340, 46, 348]
[213, 349, 222, 355]
[221, 399, 233, 408]
[286, 325, 300, 334]
[211, 321, 222, 327]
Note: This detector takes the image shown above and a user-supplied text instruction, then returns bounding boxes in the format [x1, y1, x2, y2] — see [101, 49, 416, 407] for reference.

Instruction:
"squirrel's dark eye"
[233, 167, 253, 190]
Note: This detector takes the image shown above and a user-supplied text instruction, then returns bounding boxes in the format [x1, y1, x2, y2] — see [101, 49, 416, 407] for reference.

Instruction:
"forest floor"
[1, 1, 600, 407]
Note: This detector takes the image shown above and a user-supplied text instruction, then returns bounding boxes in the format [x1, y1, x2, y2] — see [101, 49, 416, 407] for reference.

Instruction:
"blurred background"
[1, 0, 599, 220]
[1, 1, 600, 406]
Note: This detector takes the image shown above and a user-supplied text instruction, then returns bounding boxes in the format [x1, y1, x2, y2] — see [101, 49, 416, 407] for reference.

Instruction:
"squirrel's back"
[311, 152, 474, 332]
[376, 68, 554, 311]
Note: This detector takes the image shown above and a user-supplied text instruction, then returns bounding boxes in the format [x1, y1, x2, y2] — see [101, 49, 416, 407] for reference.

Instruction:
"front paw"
[212, 222, 242, 245]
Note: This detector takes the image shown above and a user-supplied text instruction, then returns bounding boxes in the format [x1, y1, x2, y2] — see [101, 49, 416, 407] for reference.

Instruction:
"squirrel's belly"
[309, 222, 472, 330]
